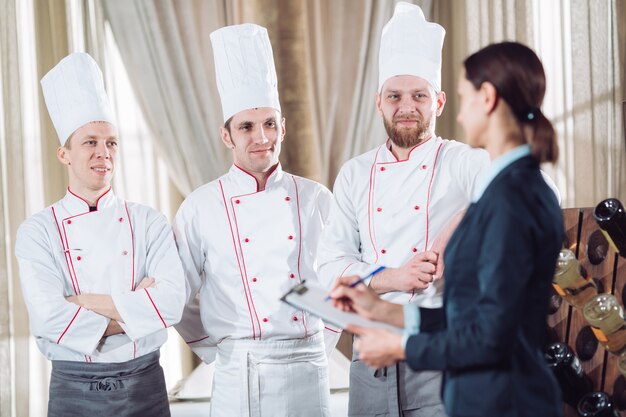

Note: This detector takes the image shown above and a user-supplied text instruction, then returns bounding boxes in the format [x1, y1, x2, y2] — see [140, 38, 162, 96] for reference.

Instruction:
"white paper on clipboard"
[280, 282, 403, 334]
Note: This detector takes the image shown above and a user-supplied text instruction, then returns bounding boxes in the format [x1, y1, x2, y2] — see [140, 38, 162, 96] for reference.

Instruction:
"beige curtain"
[432, 0, 624, 207]
[305, 0, 431, 185]
[101, 0, 233, 195]
[234, 0, 323, 181]
[34, 0, 72, 205]
[101, 0, 432, 188]
[1, 0, 31, 415]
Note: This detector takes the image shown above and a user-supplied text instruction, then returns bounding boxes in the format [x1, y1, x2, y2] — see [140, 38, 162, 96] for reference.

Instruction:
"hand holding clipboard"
[280, 268, 402, 335]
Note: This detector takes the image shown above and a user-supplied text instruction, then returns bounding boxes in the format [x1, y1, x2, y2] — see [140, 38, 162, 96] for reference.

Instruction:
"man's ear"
[435, 91, 447, 117]
[57, 146, 70, 165]
[219, 126, 234, 149]
[480, 82, 498, 115]
[280, 117, 286, 142]
[375, 93, 383, 117]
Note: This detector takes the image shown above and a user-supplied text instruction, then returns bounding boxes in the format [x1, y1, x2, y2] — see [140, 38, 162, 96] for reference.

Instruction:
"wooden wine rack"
[548, 208, 626, 416]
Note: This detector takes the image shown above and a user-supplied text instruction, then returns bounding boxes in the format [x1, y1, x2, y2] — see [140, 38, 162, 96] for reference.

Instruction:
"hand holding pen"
[325, 266, 386, 301]
[327, 267, 387, 320]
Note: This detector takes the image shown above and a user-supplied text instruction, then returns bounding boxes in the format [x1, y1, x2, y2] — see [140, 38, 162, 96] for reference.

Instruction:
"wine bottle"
[618, 351, 626, 377]
[553, 249, 597, 308]
[545, 342, 593, 407]
[583, 294, 626, 354]
[577, 391, 619, 417]
[593, 198, 626, 257]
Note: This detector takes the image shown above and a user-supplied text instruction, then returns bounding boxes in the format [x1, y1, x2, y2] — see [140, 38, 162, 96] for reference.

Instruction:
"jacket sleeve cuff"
[112, 290, 166, 341]
[57, 308, 109, 355]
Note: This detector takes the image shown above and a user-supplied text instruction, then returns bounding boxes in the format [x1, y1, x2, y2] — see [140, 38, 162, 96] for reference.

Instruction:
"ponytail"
[527, 110, 558, 164]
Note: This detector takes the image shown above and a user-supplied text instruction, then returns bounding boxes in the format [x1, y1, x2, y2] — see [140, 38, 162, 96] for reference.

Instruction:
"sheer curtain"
[431, 0, 625, 207]
[102, 0, 233, 195]
[305, 0, 432, 185]
[1, 1, 30, 415]
[104, 21, 196, 392]
[1, 1, 197, 415]
[101, 0, 432, 188]
[1, 0, 51, 415]
[307, 0, 624, 204]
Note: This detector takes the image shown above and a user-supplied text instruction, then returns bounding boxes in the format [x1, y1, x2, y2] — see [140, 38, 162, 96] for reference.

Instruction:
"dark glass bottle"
[545, 342, 593, 407]
[593, 198, 626, 257]
[577, 391, 619, 417]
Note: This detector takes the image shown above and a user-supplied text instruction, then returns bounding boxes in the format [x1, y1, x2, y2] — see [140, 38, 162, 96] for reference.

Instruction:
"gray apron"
[348, 358, 446, 417]
[348, 307, 448, 417]
[48, 351, 170, 417]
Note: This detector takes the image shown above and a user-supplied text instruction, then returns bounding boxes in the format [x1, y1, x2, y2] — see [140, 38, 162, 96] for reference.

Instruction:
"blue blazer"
[406, 155, 564, 417]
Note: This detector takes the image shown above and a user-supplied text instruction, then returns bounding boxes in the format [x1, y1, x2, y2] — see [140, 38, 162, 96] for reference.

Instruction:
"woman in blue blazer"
[330, 42, 564, 417]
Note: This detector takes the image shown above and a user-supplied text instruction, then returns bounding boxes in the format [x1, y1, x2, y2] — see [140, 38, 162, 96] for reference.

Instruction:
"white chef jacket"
[317, 137, 490, 307]
[15, 188, 185, 362]
[173, 164, 333, 362]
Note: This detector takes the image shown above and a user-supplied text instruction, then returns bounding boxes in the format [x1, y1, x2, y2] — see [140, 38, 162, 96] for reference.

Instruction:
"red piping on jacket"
[367, 139, 444, 302]
[67, 186, 112, 210]
[144, 288, 167, 328]
[124, 202, 136, 290]
[188, 335, 210, 344]
[219, 180, 259, 339]
[60, 207, 114, 295]
[367, 146, 384, 263]
[230, 194, 263, 339]
[233, 163, 279, 192]
[386, 136, 432, 162]
[291, 176, 308, 337]
[61, 222, 82, 295]
[51, 206, 79, 295]
[409, 141, 444, 302]
[57, 306, 81, 344]
[338, 262, 356, 280]
[423, 143, 444, 251]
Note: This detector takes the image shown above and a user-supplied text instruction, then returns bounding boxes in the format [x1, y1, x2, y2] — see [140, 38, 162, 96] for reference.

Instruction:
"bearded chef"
[317, 3, 490, 417]
[15, 52, 185, 417]
[173, 23, 332, 417]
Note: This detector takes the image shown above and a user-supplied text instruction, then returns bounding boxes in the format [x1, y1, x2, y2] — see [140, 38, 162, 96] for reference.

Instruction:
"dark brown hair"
[463, 42, 558, 163]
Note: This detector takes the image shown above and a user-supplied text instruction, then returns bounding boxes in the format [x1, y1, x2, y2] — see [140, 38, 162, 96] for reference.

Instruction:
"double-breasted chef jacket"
[173, 163, 333, 357]
[173, 164, 333, 416]
[318, 136, 489, 307]
[15, 188, 185, 362]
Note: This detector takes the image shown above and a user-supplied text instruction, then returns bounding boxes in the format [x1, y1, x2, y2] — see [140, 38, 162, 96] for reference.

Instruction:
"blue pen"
[325, 265, 386, 301]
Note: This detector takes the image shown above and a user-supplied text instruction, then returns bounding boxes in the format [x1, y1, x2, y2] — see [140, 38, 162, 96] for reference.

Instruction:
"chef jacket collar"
[380, 135, 435, 163]
[61, 187, 116, 215]
[230, 163, 284, 193]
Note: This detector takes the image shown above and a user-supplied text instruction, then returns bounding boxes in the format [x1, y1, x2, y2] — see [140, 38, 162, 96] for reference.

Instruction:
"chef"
[317, 3, 489, 417]
[173, 24, 332, 417]
[15, 52, 185, 417]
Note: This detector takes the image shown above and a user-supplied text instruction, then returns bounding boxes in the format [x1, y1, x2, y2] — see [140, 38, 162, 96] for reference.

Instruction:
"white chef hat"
[210, 23, 281, 123]
[378, 2, 446, 93]
[41, 52, 116, 146]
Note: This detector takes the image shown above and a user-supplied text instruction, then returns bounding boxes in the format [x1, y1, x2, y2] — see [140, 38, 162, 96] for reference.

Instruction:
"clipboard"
[280, 281, 403, 334]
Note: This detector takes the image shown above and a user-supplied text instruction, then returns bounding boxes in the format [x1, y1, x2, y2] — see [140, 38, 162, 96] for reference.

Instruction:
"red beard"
[383, 115, 432, 148]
